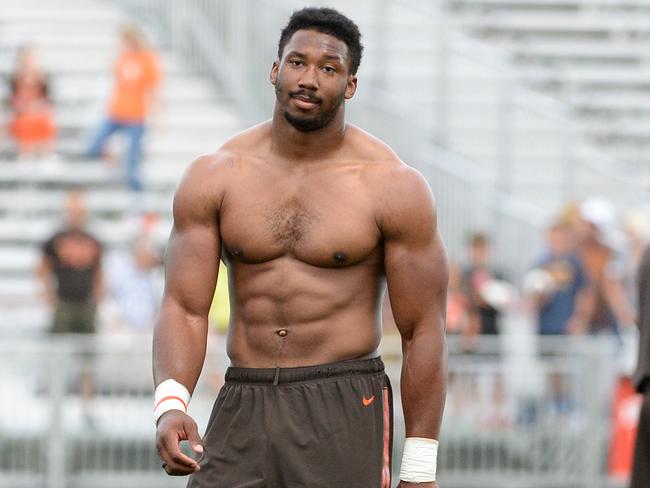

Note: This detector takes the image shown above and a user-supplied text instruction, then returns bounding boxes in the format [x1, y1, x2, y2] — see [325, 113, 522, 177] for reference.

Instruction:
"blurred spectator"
[574, 198, 636, 335]
[36, 189, 103, 334]
[8, 44, 56, 160]
[462, 232, 505, 337]
[36, 190, 103, 426]
[105, 220, 162, 331]
[527, 222, 590, 335]
[85, 24, 161, 193]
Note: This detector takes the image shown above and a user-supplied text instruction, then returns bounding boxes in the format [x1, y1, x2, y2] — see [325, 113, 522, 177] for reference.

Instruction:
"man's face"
[271, 29, 357, 132]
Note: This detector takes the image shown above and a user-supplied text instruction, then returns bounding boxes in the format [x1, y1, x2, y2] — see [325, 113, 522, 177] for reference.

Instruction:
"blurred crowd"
[441, 198, 647, 346]
[37, 191, 649, 344]
[2, 24, 160, 193]
[0, 24, 164, 336]
[36, 189, 165, 336]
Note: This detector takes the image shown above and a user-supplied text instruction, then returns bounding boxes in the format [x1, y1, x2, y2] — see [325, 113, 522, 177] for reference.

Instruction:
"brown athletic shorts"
[187, 357, 393, 488]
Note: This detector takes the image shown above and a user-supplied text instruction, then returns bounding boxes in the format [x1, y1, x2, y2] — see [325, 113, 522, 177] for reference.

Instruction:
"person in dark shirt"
[532, 222, 589, 335]
[37, 189, 103, 334]
[462, 232, 503, 336]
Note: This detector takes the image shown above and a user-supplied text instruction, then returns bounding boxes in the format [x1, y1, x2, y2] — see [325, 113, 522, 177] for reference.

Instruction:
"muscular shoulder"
[378, 164, 436, 240]
[345, 125, 400, 166]
[173, 124, 271, 226]
[344, 126, 435, 236]
[173, 150, 238, 226]
[346, 126, 423, 188]
[220, 121, 271, 158]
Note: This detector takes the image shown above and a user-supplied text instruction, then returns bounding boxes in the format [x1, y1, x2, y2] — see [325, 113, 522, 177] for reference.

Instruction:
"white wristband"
[154, 379, 191, 425]
[399, 437, 439, 483]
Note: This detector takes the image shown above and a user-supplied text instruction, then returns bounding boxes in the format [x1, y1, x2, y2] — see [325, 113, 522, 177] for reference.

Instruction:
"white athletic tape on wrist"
[399, 437, 439, 483]
[154, 379, 191, 425]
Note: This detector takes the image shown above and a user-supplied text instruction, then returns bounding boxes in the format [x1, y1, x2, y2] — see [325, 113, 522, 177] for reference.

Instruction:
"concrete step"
[0, 189, 173, 217]
[0, 49, 185, 76]
[0, 217, 173, 251]
[462, 13, 650, 32]
[53, 132, 232, 161]
[0, 160, 185, 189]
[0, 73, 222, 103]
[54, 106, 240, 131]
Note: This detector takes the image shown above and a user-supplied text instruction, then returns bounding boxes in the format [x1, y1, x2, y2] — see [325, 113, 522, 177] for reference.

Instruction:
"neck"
[270, 103, 347, 161]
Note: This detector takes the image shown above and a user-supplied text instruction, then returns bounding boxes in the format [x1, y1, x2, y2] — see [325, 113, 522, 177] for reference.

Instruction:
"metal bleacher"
[449, 0, 650, 185]
[0, 0, 244, 335]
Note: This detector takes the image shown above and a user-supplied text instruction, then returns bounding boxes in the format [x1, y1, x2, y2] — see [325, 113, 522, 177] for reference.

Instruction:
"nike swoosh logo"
[363, 395, 375, 406]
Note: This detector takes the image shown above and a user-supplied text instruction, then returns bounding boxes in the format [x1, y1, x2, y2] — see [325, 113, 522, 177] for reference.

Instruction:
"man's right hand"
[156, 410, 204, 476]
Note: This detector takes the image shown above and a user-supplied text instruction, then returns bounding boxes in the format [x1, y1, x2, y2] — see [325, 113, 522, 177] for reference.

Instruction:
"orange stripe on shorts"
[381, 386, 391, 488]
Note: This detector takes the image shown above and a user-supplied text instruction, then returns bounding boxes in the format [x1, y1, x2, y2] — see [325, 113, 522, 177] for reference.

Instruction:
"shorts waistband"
[225, 357, 385, 385]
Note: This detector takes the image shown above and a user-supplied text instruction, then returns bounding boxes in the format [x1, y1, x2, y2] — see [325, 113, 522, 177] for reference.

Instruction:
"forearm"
[153, 298, 209, 394]
[400, 324, 447, 439]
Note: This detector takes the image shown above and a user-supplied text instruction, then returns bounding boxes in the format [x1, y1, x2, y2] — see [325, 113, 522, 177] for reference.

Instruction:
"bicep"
[381, 168, 448, 336]
[163, 221, 221, 318]
[385, 230, 448, 337]
[161, 154, 225, 317]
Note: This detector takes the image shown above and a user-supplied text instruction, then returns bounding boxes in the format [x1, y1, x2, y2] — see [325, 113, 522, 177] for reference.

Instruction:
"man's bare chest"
[218, 171, 381, 268]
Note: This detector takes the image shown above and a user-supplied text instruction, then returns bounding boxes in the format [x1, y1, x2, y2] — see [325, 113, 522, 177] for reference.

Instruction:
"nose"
[298, 66, 318, 91]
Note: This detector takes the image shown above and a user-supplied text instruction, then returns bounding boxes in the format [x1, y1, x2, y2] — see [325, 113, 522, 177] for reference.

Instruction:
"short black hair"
[278, 7, 363, 75]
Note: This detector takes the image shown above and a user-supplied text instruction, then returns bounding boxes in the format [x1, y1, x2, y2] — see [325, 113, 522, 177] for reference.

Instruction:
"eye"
[289, 60, 303, 67]
[322, 66, 336, 73]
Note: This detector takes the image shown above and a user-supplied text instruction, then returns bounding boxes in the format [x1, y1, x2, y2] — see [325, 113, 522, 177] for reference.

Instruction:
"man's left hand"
[398, 482, 438, 487]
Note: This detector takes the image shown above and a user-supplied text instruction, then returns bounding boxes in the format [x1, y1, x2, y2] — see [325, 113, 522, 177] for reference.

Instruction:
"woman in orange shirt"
[86, 24, 160, 193]
[8, 45, 56, 160]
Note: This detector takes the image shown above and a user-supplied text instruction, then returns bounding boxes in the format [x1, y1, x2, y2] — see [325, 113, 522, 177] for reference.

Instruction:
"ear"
[270, 61, 279, 86]
[344, 75, 357, 99]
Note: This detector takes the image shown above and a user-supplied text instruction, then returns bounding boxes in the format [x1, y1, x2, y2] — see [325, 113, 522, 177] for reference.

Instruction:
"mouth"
[291, 93, 321, 110]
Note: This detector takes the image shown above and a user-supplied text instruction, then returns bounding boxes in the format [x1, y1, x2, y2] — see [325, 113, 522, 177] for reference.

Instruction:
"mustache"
[290, 90, 322, 103]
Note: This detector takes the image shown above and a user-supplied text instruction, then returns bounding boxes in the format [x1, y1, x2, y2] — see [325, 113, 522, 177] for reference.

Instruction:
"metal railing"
[0, 333, 624, 488]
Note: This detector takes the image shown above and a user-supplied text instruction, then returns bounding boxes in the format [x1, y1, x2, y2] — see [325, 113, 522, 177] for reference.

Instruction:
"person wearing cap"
[572, 198, 636, 335]
[529, 221, 590, 336]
